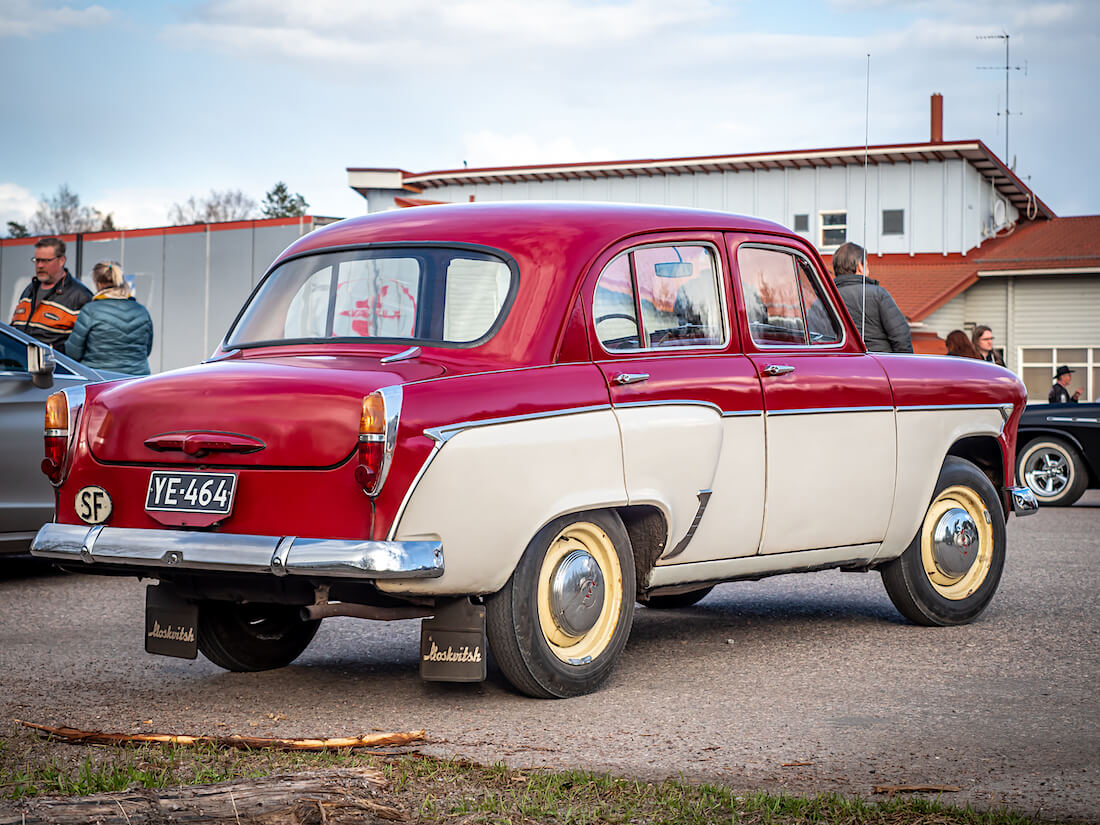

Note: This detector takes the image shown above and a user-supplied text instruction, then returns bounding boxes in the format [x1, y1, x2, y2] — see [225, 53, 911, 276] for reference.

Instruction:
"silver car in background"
[0, 322, 130, 555]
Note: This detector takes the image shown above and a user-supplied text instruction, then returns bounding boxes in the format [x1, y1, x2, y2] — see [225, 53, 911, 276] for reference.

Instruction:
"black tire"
[485, 510, 636, 698]
[197, 601, 320, 671]
[638, 585, 714, 609]
[1016, 437, 1088, 507]
[881, 456, 1006, 627]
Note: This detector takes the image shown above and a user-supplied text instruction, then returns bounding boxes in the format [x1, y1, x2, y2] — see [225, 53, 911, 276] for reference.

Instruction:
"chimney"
[930, 93, 943, 143]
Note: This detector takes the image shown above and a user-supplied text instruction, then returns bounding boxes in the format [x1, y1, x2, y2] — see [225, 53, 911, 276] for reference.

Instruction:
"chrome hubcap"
[931, 507, 979, 577]
[548, 549, 605, 637]
[1024, 450, 1069, 496]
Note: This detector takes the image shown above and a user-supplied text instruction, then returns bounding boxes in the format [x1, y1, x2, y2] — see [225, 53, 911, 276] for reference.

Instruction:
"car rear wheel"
[197, 601, 320, 671]
[881, 457, 1005, 626]
[485, 510, 635, 698]
[1016, 437, 1088, 507]
[638, 585, 714, 609]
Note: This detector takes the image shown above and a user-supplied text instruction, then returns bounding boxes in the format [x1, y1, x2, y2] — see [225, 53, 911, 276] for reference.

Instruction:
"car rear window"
[227, 247, 515, 348]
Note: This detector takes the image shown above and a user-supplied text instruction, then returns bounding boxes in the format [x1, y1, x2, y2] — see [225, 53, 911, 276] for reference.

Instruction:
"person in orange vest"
[11, 237, 93, 354]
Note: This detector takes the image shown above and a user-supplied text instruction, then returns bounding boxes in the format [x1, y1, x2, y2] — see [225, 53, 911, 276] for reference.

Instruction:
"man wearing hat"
[1048, 365, 1082, 404]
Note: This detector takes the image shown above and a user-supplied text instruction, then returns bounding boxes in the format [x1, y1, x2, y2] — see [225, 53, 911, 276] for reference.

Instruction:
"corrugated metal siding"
[415, 159, 1001, 255]
[1, 219, 318, 374]
[1010, 277, 1100, 346]
[922, 294, 966, 337]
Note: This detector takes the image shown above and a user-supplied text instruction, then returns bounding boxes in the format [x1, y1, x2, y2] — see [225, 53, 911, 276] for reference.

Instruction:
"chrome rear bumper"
[31, 523, 443, 579]
[1007, 486, 1039, 517]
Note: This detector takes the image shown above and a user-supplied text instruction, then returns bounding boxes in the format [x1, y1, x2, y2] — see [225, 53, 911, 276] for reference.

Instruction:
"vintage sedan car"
[1015, 402, 1100, 506]
[0, 321, 129, 556]
[32, 202, 1036, 697]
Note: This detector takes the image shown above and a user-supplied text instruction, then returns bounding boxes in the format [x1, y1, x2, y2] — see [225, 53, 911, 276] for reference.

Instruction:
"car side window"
[594, 244, 724, 352]
[0, 331, 29, 372]
[737, 245, 841, 346]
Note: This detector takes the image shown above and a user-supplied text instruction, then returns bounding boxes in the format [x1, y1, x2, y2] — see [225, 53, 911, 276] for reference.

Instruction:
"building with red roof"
[348, 96, 1099, 401]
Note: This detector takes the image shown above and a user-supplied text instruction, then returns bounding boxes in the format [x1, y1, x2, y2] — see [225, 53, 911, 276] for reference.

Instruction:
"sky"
[1, 0, 1097, 233]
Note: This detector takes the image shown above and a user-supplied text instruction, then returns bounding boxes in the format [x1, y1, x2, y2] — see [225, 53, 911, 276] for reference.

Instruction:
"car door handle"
[763, 365, 795, 377]
[613, 372, 650, 386]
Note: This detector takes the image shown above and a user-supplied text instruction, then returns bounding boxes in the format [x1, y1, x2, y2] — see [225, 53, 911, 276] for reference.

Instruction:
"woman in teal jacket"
[67, 261, 153, 375]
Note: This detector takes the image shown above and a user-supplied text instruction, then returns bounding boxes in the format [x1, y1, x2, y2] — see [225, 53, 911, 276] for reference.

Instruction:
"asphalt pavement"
[1, 491, 1097, 822]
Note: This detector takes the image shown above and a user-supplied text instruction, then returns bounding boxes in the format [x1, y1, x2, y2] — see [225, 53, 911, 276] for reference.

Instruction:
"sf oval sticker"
[75, 486, 112, 524]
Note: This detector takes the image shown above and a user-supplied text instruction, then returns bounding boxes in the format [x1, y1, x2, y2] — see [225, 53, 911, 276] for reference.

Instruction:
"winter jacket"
[833, 273, 913, 353]
[66, 295, 154, 375]
[11, 270, 94, 353]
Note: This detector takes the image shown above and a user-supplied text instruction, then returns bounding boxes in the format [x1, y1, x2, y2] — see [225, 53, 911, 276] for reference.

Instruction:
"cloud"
[164, 0, 724, 64]
[0, 183, 37, 230]
[0, 2, 111, 37]
[460, 131, 615, 168]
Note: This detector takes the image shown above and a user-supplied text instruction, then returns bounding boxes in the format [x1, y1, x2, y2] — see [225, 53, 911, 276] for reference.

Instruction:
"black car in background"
[1016, 403, 1100, 506]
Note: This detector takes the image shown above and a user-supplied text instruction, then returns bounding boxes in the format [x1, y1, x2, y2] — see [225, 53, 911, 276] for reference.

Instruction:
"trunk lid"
[84, 354, 443, 468]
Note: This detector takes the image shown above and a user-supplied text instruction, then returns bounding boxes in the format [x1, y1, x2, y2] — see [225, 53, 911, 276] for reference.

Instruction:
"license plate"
[146, 471, 237, 515]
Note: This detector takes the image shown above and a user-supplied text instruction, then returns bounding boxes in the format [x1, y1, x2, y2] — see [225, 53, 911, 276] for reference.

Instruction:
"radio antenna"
[978, 32, 1025, 163]
[861, 52, 870, 343]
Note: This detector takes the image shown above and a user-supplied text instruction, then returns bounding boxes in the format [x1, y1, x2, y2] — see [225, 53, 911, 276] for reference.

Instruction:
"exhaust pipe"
[301, 602, 434, 622]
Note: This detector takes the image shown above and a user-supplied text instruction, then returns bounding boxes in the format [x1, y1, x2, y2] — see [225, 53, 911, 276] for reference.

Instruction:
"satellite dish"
[993, 199, 1007, 227]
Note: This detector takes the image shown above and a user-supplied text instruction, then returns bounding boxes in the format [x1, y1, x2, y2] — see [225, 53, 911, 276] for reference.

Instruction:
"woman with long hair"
[945, 329, 980, 358]
[66, 261, 153, 375]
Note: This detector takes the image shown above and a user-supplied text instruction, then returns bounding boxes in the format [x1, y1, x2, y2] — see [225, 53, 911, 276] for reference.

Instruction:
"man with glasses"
[971, 325, 1005, 366]
[11, 237, 93, 354]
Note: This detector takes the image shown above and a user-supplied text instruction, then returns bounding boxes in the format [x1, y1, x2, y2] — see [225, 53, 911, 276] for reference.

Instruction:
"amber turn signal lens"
[361, 393, 385, 435]
[44, 391, 69, 433]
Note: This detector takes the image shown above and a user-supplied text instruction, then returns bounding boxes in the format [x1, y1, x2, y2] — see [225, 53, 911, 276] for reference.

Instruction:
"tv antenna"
[977, 32, 1026, 165]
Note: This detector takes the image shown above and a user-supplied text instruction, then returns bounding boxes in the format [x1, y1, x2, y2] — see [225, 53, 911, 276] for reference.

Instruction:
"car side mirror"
[27, 343, 56, 389]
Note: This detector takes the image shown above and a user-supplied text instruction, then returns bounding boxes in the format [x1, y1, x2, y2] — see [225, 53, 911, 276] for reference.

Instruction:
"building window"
[819, 211, 847, 248]
[882, 209, 904, 235]
[1018, 346, 1097, 403]
[793, 214, 809, 233]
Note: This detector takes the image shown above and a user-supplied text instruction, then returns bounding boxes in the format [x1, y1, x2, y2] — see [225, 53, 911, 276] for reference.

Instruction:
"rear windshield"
[227, 246, 515, 348]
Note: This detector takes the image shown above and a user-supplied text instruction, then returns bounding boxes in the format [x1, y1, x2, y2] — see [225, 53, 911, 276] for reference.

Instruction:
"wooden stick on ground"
[16, 719, 426, 751]
[873, 783, 962, 797]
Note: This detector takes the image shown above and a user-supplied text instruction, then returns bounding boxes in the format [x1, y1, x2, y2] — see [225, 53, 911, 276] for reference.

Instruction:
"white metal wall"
[416, 158, 1018, 256]
[1, 220, 319, 373]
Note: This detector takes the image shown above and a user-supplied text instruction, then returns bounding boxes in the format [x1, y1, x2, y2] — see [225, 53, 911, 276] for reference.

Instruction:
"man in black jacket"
[830, 242, 912, 353]
[1049, 365, 1082, 403]
[11, 237, 93, 354]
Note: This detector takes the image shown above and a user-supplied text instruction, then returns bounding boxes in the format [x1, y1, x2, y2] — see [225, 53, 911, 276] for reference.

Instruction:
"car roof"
[276, 201, 791, 264]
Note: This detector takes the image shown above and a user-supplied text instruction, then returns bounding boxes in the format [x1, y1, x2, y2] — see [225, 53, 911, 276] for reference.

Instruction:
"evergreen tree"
[261, 182, 309, 218]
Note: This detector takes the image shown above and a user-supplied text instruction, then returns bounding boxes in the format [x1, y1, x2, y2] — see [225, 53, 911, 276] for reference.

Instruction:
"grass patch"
[0, 723, 1076, 824]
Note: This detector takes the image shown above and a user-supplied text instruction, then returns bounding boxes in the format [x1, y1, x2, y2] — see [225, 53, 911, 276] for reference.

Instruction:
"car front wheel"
[197, 601, 320, 671]
[486, 510, 636, 698]
[1016, 437, 1088, 507]
[881, 457, 1006, 626]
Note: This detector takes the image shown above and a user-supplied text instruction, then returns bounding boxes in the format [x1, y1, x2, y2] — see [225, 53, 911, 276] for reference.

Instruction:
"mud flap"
[145, 584, 198, 659]
[420, 598, 487, 682]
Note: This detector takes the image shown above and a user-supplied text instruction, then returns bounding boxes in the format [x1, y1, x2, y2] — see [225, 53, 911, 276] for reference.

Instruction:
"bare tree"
[169, 189, 258, 224]
[29, 184, 113, 235]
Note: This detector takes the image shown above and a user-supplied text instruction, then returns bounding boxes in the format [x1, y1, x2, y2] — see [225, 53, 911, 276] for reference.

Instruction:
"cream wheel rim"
[536, 522, 623, 664]
[919, 485, 994, 600]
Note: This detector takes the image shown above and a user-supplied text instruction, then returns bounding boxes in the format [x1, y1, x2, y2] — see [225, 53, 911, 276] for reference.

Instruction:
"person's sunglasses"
[32, 256, 60, 264]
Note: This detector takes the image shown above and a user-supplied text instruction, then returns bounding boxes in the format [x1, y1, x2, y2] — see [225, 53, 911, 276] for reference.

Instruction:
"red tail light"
[354, 388, 400, 496]
[43, 391, 69, 484]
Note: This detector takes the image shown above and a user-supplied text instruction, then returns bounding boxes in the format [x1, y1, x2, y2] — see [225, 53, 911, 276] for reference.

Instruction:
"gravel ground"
[1, 491, 1097, 822]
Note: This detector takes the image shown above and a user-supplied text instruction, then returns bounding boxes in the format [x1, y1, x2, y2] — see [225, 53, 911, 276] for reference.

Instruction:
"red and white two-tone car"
[31, 202, 1036, 697]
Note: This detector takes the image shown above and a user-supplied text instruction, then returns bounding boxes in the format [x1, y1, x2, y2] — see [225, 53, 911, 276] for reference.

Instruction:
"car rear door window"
[594, 244, 725, 352]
